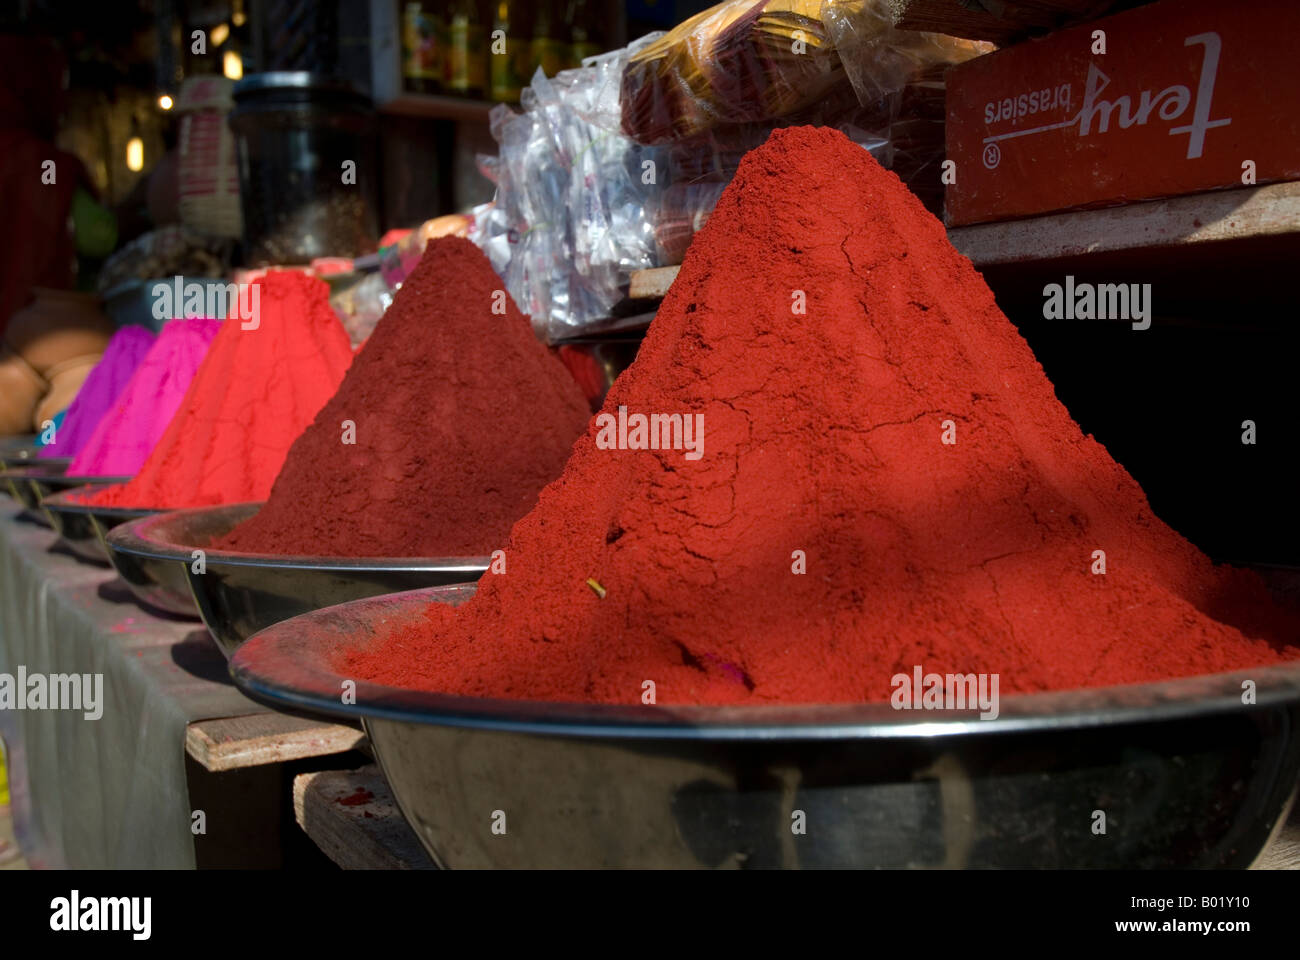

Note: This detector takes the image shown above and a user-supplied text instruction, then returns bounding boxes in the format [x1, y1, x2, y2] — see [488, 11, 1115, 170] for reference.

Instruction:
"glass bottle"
[531, 0, 565, 79]
[444, 0, 485, 97]
[566, 0, 604, 68]
[490, 1, 523, 101]
[401, 1, 442, 94]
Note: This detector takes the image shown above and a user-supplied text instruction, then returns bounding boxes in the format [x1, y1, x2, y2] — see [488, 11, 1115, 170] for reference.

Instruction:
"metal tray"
[41, 486, 157, 564]
[230, 583, 1300, 868]
[108, 503, 489, 653]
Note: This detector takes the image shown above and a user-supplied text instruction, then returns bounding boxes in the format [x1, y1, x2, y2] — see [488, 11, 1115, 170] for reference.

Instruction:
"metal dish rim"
[230, 583, 1300, 742]
[107, 502, 494, 572]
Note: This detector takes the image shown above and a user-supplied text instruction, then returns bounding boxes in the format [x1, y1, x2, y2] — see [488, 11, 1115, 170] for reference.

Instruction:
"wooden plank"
[293, 766, 435, 870]
[185, 713, 366, 773]
[628, 265, 682, 301]
[629, 183, 1300, 302]
[948, 181, 1300, 266]
[1255, 805, 1300, 870]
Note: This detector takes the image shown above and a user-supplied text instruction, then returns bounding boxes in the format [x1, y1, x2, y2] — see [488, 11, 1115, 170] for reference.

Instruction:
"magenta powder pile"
[68, 318, 221, 477]
[37, 325, 154, 460]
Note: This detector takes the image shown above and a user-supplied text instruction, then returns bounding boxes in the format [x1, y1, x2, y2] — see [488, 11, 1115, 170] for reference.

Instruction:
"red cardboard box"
[944, 0, 1300, 226]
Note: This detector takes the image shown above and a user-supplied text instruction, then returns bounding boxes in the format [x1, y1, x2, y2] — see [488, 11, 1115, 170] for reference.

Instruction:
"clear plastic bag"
[473, 40, 669, 343]
[823, 3, 993, 212]
[476, 3, 990, 342]
[330, 271, 393, 347]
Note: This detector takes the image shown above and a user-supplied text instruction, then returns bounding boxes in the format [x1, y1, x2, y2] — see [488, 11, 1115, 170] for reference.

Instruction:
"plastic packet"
[622, 0, 990, 147]
[822, 2, 992, 108]
[621, 0, 846, 144]
[330, 271, 393, 347]
[473, 40, 668, 342]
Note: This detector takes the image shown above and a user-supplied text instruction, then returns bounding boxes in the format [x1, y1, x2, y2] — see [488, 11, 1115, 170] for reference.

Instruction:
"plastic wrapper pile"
[472, 42, 660, 346]
[475, 0, 991, 343]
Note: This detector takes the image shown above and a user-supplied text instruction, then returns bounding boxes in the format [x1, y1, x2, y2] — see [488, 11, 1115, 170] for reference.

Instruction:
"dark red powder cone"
[345, 127, 1298, 706]
[217, 237, 592, 557]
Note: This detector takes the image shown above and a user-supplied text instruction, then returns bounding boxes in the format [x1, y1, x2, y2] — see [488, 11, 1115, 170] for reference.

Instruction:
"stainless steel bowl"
[231, 584, 1300, 868]
[41, 487, 158, 564]
[5, 468, 131, 529]
[103, 504, 207, 618]
[109, 503, 490, 656]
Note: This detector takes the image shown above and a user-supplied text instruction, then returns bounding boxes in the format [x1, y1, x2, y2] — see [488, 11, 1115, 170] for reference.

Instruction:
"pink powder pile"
[38, 325, 155, 459]
[68, 318, 222, 477]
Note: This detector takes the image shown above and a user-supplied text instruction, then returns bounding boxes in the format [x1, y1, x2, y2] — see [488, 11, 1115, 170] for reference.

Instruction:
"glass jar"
[229, 73, 380, 265]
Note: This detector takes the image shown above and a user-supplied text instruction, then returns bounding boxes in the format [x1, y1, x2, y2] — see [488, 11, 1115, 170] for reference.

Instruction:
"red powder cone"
[89, 273, 353, 509]
[217, 237, 592, 557]
[346, 127, 1298, 706]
